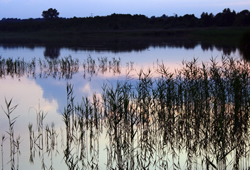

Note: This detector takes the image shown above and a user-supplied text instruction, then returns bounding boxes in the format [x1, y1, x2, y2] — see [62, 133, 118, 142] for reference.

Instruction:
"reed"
[27, 102, 60, 170]
[45, 123, 58, 170]
[0, 56, 125, 81]
[1, 98, 19, 170]
[1, 135, 6, 170]
[0, 57, 36, 79]
[62, 82, 84, 170]
[28, 123, 34, 164]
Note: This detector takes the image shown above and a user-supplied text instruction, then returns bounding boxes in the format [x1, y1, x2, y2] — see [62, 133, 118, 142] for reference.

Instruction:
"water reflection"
[239, 45, 250, 62]
[1, 56, 250, 169]
[60, 57, 250, 169]
[0, 57, 36, 79]
[28, 104, 59, 170]
[44, 46, 60, 59]
[1, 40, 248, 60]
[0, 56, 128, 80]
[1, 46, 250, 169]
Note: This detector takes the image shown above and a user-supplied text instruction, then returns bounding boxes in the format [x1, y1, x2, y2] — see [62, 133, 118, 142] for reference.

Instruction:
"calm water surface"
[0, 43, 246, 169]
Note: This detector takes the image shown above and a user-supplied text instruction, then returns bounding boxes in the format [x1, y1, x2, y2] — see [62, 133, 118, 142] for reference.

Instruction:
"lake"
[0, 41, 249, 170]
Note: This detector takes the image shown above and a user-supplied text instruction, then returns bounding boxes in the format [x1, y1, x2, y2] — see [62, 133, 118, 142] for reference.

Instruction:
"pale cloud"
[80, 83, 91, 94]
[0, 77, 63, 135]
[79, 82, 103, 103]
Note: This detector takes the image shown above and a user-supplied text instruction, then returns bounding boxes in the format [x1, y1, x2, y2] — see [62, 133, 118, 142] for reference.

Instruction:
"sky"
[0, 0, 250, 19]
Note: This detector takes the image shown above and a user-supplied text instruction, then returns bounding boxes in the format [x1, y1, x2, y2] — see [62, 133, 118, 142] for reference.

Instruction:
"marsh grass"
[2, 55, 250, 169]
[62, 82, 103, 169]
[82, 56, 122, 80]
[55, 56, 250, 169]
[62, 82, 82, 169]
[0, 57, 36, 79]
[0, 55, 125, 81]
[45, 123, 59, 170]
[76, 56, 250, 169]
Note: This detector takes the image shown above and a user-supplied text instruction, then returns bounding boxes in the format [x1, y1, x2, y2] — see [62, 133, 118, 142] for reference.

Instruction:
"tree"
[215, 8, 236, 26]
[200, 12, 214, 27]
[42, 8, 59, 20]
[235, 10, 250, 26]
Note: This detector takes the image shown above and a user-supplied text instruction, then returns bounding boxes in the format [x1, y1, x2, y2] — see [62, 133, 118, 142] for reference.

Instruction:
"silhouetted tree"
[235, 10, 250, 26]
[182, 14, 198, 27]
[2, 8, 250, 32]
[200, 12, 214, 27]
[42, 8, 59, 20]
[215, 8, 236, 26]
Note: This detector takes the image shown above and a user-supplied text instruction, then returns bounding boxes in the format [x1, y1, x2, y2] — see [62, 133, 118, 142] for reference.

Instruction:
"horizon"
[0, 0, 250, 19]
[0, 7, 249, 20]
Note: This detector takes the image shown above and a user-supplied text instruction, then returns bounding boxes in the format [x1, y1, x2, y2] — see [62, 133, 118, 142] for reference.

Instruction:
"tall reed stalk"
[1, 135, 6, 170]
[1, 98, 19, 170]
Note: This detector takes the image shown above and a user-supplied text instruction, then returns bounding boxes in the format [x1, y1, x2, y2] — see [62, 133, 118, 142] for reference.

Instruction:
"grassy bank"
[0, 27, 249, 46]
[189, 27, 250, 45]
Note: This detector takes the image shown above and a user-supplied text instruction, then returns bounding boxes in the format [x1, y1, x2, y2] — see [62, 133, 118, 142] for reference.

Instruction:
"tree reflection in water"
[44, 46, 60, 59]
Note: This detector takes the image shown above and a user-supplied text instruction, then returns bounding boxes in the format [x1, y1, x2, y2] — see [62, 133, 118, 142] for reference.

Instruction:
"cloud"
[0, 77, 63, 134]
[80, 83, 91, 94]
[0, 76, 65, 170]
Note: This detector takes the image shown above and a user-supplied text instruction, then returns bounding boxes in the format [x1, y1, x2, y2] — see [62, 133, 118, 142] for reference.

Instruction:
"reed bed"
[0, 56, 35, 79]
[2, 56, 250, 169]
[58, 56, 250, 169]
[0, 55, 125, 80]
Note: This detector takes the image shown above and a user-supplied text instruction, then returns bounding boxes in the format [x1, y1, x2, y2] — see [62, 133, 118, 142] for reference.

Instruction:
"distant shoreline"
[1, 8, 250, 47]
[0, 27, 249, 47]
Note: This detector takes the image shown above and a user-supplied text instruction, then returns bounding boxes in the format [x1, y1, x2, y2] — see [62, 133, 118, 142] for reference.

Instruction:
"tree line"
[0, 8, 249, 32]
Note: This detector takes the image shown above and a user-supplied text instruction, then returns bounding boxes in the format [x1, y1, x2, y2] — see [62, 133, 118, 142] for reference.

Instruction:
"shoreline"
[0, 27, 249, 47]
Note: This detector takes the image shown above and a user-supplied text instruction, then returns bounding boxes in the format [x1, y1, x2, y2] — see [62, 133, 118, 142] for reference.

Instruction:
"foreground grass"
[60, 56, 250, 169]
[2, 55, 250, 169]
